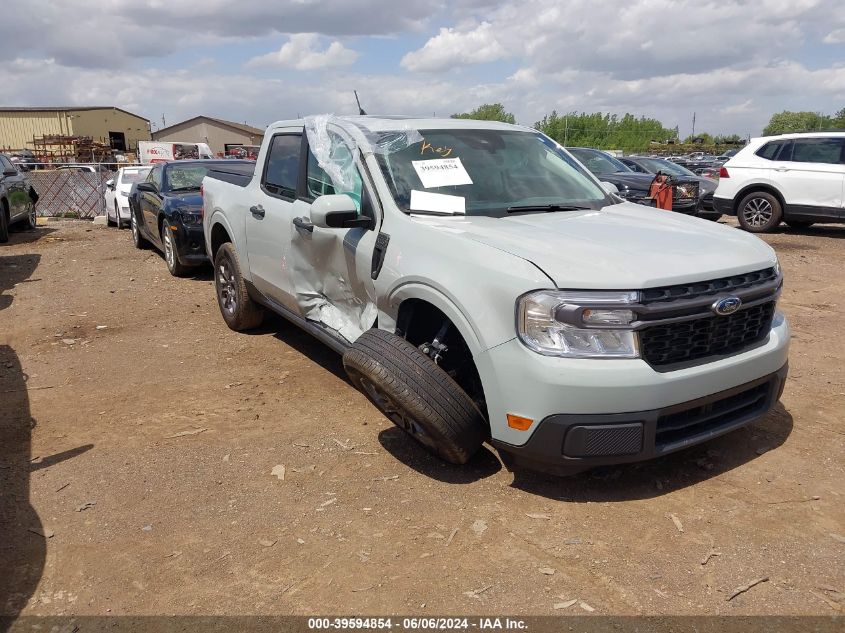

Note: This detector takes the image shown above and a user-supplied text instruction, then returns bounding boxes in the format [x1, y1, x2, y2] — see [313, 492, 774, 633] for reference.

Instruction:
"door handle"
[775, 167, 789, 172]
[250, 204, 265, 218]
[292, 216, 314, 233]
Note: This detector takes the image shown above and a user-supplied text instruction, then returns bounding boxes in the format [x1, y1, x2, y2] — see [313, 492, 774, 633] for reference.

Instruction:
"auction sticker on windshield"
[412, 158, 473, 189]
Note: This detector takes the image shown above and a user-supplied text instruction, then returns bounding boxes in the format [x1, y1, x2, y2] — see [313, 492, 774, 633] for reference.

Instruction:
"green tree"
[451, 103, 516, 124]
[831, 108, 845, 129]
[684, 132, 715, 145]
[534, 111, 677, 152]
[762, 111, 832, 135]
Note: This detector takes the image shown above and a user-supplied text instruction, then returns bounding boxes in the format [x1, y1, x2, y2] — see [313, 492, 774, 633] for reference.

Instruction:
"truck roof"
[268, 115, 531, 134]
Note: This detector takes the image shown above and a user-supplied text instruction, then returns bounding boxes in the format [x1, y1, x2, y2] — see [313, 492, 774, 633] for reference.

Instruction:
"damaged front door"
[288, 131, 379, 343]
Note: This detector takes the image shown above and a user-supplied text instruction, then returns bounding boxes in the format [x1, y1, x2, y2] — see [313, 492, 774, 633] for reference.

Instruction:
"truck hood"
[413, 203, 776, 289]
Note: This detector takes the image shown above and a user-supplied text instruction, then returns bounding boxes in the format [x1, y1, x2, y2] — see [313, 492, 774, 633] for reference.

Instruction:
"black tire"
[343, 328, 487, 465]
[737, 191, 782, 233]
[106, 208, 115, 227]
[0, 202, 8, 243]
[213, 242, 264, 331]
[161, 222, 189, 277]
[25, 201, 37, 230]
[786, 220, 814, 229]
[115, 203, 123, 230]
[131, 209, 149, 249]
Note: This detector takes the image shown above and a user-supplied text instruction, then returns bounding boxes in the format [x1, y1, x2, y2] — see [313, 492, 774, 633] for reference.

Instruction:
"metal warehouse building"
[151, 115, 265, 156]
[0, 106, 151, 153]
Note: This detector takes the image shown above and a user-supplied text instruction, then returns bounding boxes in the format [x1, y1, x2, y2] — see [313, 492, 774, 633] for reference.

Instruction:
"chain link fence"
[28, 164, 123, 219]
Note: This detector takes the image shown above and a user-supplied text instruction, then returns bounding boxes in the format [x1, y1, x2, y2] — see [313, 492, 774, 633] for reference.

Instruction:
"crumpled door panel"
[289, 225, 377, 342]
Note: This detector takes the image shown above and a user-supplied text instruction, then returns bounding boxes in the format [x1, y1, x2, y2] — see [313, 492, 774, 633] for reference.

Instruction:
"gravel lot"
[1, 219, 843, 617]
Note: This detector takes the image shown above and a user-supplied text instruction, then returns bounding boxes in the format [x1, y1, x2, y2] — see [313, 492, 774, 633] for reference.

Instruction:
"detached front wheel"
[343, 328, 487, 464]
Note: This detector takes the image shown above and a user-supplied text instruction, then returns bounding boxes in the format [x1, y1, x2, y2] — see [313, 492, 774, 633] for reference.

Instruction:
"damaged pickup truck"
[202, 116, 790, 475]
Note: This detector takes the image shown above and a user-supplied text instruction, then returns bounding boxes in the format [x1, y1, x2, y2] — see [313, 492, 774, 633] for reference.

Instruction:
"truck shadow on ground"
[377, 427, 503, 483]
[255, 312, 349, 382]
[509, 404, 794, 502]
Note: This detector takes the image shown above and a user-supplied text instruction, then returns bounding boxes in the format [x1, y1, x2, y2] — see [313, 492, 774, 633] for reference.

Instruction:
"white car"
[713, 132, 845, 232]
[104, 166, 151, 229]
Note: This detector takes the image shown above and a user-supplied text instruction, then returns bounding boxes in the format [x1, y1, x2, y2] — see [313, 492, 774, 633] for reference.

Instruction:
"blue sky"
[2, 0, 844, 137]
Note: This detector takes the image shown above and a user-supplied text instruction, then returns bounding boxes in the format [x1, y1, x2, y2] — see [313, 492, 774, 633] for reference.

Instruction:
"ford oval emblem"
[712, 296, 742, 316]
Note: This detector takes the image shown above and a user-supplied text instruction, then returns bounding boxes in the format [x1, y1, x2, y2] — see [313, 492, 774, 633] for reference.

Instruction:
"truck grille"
[641, 301, 775, 366]
[642, 267, 777, 303]
[636, 267, 780, 367]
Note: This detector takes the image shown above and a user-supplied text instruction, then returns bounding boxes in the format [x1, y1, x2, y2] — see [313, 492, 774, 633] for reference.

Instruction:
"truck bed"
[204, 162, 256, 188]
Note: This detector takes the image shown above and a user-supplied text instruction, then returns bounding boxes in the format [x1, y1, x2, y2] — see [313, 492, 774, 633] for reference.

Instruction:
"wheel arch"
[733, 183, 786, 215]
[387, 292, 489, 420]
[209, 220, 233, 261]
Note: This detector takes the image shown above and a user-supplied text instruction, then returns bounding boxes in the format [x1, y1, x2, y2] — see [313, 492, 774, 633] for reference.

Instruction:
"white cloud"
[400, 22, 506, 72]
[823, 28, 845, 44]
[247, 34, 358, 70]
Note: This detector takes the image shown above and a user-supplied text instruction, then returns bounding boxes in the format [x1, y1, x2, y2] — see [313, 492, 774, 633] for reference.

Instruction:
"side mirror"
[600, 181, 619, 195]
[3, 168, 17, 177]
[105, 179, 115, 190]
[136, 181, 157, 194]
[310, 194, 371, 230]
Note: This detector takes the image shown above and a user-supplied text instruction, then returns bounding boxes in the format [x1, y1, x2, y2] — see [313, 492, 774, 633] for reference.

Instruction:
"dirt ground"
[0, 218, 843, 617]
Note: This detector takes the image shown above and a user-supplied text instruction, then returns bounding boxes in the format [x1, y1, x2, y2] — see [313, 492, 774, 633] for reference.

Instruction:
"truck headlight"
[517, 290, 640, 358]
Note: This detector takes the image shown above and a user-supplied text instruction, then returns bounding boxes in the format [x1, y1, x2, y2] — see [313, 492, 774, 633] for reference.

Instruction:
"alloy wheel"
[217, 257, 238, 316]
[742, 197, 773, 228]
[131, 213, 139, 243]
[163, 229, 175, 270]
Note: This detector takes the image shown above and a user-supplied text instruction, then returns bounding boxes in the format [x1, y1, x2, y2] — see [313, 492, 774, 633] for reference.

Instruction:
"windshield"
[635, 158, 697, 177]
[567, 148, 631, 175]
[121, 168, 151, 184]
[375, 129, 610, 216]
[165, 165, 209, 191]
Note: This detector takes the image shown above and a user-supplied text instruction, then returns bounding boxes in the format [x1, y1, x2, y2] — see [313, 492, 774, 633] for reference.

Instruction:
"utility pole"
[691, 112, 696, 139]
[161, 113, 166, 128]
[563, 115, 568, 147]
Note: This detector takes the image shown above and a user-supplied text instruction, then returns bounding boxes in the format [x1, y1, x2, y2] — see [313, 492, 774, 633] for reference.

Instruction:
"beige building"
[152, 116, 265, 155]
[0, 106, 151, 152]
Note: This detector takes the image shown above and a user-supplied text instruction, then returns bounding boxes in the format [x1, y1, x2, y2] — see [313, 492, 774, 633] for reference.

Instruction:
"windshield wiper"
[168, 186, 201, 193]
[506, 204, 591, 213]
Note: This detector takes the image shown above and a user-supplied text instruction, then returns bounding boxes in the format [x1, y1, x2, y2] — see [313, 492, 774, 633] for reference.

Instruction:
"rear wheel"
[737, 191, 782, 233]
[214, 242, 264, 331]
[25, 201, 37, 230]
[343, 328, 487, 465]
[786, 220, 813, 229]
[106, 207, 115, 227]
[115, 203, 124, 230]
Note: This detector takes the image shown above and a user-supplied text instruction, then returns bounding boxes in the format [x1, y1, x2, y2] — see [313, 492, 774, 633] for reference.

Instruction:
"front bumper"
[172, 223, 209, 266]
[475, 311, 790, 474]
[493, 364, 787, 476]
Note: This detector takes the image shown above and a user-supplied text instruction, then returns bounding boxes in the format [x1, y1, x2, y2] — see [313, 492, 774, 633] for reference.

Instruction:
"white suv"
[713, 132, 845, 232]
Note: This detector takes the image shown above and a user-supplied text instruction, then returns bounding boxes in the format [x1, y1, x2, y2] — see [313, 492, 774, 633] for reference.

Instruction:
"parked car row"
[566, 147, 720, 220]
[97, 117, 791, 477]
